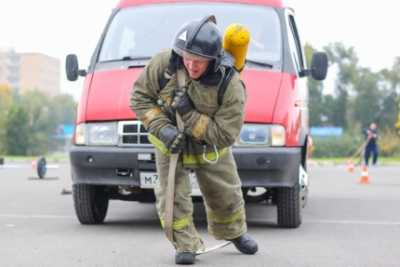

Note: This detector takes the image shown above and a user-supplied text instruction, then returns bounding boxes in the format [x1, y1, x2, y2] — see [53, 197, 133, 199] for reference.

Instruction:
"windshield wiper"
[245, 59, 274, 68]
[122, 56, 152, 61]
[100, 56, 152, 63]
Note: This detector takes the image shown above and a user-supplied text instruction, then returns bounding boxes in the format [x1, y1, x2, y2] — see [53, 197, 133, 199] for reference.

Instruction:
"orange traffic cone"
[359, 165, 370, 184]
[346, 160, 355, 173]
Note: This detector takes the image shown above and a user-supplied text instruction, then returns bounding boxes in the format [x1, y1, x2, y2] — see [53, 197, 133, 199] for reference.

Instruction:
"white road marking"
[305, 219, 400, 226]
[0, 164, 31, 169]
[0, 164, 59, 169]
[0, 214, 399, 226]
[0, 214, 74, 219]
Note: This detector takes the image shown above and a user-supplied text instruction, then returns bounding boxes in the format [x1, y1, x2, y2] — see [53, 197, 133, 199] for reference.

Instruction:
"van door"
[285, 10, 309, 144]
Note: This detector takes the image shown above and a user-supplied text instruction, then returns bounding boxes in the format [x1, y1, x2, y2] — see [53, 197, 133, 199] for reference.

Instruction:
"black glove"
[156, 97, 177, 125]
[171, 88, 194, 116]
[158, 124, 185, 153]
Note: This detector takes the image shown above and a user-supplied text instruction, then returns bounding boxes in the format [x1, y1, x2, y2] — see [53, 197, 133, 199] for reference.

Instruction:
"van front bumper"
[69, 145, 156, 186]
[70, 145, 301, 188]
[232, 146, 301, 188]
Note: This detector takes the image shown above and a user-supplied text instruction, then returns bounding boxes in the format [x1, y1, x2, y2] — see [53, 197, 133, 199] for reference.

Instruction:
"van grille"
[118, 120, 150, 146]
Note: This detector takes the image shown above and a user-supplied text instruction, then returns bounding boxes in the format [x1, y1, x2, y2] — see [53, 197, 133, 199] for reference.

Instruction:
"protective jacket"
[130, 50, 246, 167]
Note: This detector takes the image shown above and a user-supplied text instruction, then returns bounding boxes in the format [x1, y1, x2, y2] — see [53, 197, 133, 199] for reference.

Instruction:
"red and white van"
[66, 0, 327, 228]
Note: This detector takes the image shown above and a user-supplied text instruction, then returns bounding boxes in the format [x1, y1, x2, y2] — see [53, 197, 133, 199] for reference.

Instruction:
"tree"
[324, 42, 360, 129]
[2, 86, 78, 156]
[49, 94, 77, 124]
[396, 106, 400, 130]
[380, 57, 400, 129]
[381, 57, 400, 90]
[304, 43, 325, 126]
[19, 90, 58, 155]
[0, 84, 12, 110]
[351, 68, 381, 128]
[0, 84, 13, 154]
[4, 105, 30, 155]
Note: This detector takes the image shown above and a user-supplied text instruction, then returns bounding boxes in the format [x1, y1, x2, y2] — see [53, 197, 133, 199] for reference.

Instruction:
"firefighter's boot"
[175, 251, 196, 265]
[230, 233, 258, 255]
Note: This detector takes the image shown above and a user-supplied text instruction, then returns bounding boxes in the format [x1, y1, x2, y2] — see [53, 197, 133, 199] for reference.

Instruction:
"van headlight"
[235, 124, 285, 146]
[74, 122, 118, 146]
[270, 125, 286, 146]
[74, 123, 87, 145]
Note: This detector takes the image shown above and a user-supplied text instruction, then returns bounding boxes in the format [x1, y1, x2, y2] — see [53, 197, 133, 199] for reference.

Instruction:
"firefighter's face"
[182, 52, 210, 79]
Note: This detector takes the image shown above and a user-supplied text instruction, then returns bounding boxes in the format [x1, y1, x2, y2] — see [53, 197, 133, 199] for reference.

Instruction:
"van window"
[98, 3, 282, 68]
[287, 14, 305, 73]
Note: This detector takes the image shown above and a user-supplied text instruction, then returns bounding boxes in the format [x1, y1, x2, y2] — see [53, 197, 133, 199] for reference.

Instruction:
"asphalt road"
[0, 163, 399, 267]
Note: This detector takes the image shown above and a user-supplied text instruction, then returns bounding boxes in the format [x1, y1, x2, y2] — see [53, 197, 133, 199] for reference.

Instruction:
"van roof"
[117, 0, 284, 9]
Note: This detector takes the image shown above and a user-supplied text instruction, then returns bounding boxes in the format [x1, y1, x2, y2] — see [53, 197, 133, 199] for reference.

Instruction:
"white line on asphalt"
[0, 164, 31, 169]
[305, 219, 400, 226]
[1, 214, 400, 226]
[0, 164, 59, 169]
[0, 214, 74, 219]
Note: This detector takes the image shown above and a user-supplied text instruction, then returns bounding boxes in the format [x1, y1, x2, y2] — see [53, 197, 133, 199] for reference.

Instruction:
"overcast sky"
[0, 0, 398, 100]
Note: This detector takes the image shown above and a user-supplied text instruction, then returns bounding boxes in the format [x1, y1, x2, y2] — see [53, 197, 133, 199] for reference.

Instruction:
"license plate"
[140, 172, 159, 189]
[139, 172, 201, 196]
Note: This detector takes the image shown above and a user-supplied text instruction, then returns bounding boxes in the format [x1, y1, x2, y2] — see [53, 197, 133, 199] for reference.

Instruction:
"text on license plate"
[140, 172, 159, 189]
[139, 172, 200, 195]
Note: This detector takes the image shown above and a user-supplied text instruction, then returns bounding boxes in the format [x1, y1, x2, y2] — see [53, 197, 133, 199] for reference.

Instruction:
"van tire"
[276, 182, 302, 228]
[73, 184, 109, 224]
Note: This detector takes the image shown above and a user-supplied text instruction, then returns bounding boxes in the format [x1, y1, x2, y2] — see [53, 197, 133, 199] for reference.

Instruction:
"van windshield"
[98, 3, 282, 67]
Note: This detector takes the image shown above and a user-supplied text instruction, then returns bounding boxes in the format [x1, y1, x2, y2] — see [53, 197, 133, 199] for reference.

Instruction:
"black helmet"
[173, 15, 222, 60]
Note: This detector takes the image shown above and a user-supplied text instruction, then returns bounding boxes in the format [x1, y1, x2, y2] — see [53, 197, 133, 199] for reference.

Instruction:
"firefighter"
[130, 15, 258, 265]
[364, 122, 379, 166]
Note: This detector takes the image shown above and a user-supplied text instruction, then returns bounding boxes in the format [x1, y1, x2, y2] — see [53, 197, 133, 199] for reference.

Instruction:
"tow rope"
[164, 69, 231, 253]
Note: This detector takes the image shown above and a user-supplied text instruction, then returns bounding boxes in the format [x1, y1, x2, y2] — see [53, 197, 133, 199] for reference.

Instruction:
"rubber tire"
[276, 182, 302, 228]
[37, 157, 47, 179]
[73, 184, 109, 224]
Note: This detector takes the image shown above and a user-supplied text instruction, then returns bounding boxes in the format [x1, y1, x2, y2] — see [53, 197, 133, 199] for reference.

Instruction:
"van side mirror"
[310, 52, 328, 81]
[66, 54, 87, 81]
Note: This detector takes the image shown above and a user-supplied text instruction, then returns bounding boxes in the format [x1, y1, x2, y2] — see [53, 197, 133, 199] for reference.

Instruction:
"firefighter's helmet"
[173, 15, 222, 60]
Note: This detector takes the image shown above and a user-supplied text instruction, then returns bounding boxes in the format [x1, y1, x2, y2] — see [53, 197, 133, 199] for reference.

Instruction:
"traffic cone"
[346, 159, 355, 172]
[31, 160, 37, 169]
[358, 165, 370, 184]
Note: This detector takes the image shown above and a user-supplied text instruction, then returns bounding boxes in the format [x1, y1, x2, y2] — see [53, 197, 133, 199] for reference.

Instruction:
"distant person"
[364, 122, 379, 166]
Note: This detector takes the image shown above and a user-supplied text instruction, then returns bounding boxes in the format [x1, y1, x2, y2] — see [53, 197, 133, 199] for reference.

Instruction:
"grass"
[2, 154, 400, 165]
[1, 152, 69, 163]
[312, 156, 400, 165]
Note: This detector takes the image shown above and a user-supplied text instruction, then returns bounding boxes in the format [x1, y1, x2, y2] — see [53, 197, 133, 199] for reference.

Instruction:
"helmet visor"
[182, 51, 212, 62]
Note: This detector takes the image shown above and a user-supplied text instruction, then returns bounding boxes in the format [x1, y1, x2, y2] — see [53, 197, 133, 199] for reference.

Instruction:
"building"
[0, 49, 60, 96]
[0, 49, 20, 91]
[19, 53, 60, 96]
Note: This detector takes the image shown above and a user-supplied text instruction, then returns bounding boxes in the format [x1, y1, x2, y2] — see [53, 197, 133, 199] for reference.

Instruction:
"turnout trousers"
[154, 147, 247, 252]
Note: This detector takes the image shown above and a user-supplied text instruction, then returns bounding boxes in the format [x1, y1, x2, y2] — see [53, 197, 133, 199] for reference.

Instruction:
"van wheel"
[276, 182, 302, 228]
[73, 184, 109, 224]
